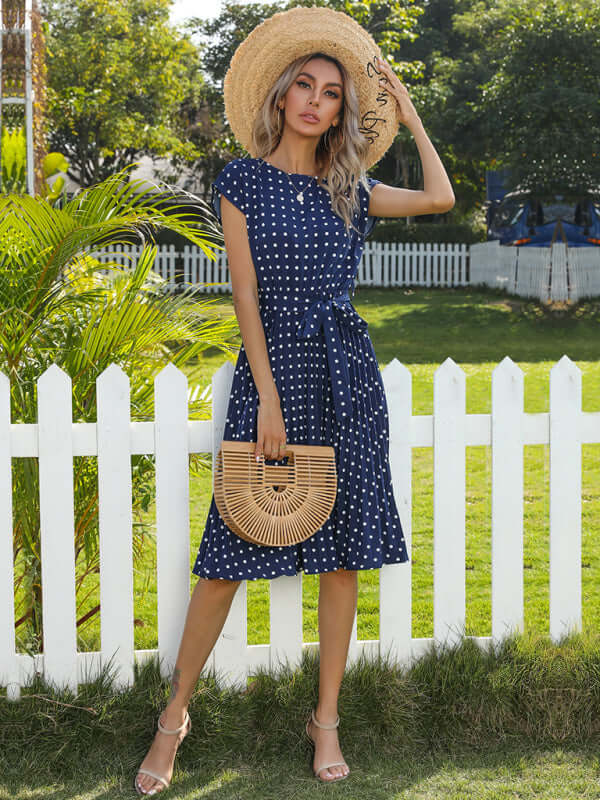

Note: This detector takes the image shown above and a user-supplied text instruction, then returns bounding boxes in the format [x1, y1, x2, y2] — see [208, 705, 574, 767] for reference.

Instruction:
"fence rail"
[2, 355, 599, 701]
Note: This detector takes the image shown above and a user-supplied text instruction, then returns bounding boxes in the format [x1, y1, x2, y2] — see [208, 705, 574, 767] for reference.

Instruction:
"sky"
[169, 0, 231, 24]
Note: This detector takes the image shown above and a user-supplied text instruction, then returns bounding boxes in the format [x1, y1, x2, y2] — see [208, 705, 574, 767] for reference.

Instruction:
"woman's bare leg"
[308, 567, 357, 780]
[135, 576, 241, 795]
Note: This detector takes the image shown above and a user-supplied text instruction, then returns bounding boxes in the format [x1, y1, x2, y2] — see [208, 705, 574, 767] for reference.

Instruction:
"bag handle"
[254, 449, 296, 489]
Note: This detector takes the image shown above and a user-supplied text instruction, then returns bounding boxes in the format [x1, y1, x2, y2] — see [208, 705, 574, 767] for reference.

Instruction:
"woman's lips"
[300, 113, 320, 123]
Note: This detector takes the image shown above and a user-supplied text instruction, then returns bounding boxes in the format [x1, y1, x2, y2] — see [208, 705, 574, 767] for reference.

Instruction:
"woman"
[134, 6, 454, 795]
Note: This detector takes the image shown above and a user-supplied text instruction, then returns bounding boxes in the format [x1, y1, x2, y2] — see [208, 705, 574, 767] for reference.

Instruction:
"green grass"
[6, 287, 600, 798]
[4, 629, 600, 798]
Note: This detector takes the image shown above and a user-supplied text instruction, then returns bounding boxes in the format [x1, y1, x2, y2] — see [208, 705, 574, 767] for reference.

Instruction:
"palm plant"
[0, 163, 239, 653]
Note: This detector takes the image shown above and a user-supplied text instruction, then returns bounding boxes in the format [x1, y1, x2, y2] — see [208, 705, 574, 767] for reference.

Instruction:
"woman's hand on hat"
[375, 55, 421, 130]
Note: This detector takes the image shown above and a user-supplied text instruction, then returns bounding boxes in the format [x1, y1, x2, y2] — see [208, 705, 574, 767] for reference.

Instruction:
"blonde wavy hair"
[251, 52, 373, 236]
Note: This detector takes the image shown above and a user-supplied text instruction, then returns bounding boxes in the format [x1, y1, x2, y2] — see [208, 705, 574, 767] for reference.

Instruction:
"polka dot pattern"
[192, 157, 409, 580]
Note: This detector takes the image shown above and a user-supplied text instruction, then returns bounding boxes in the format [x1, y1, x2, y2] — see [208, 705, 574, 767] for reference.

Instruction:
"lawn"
[6, 286, 600, 799]
[6, 629, 600, 799]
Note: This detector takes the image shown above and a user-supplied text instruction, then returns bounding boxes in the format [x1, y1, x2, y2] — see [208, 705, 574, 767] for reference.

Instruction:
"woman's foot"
[135, 706, 190, 795]
[307, 710, 350, 781]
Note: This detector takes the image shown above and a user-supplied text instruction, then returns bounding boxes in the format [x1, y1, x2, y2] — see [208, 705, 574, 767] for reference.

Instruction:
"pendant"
[297, 192, 304, 204]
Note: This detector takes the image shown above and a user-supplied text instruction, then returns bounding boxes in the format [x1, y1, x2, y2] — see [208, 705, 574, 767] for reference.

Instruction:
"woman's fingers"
[262, 438, 288, 459]
[376, 55, 419, 127]
[255, 440, 288, 460]
[269, 439, 286, 459]
[255, 402, 288, 460]
[376, 55, 407, 93]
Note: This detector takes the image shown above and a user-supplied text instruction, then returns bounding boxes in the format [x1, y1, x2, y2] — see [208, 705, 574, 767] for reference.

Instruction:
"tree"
[41, 0, 204, 187]
[431, 0, 600, 195]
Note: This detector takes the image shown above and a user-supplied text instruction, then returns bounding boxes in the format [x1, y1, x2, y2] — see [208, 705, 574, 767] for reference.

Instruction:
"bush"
[371, 220, 486, 244]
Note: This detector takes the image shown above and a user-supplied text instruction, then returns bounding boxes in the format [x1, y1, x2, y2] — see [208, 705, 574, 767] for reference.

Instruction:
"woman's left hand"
[375, 55, 421, 130]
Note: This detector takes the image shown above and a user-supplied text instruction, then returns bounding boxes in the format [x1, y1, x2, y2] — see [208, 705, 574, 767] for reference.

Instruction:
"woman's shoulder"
[216, 156, 259, 179]
[211, 157, 262, 222]
[212, 157, 260, 201]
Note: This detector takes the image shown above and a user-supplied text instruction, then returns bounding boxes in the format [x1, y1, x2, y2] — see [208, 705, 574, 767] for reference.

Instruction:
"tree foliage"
[41, 0, 204, 186]
[424, 0, 600, 195]
[39, 0, 600, 211]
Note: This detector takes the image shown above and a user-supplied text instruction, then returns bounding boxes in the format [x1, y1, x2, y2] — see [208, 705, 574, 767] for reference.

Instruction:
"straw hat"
[223, 5, 400, 171]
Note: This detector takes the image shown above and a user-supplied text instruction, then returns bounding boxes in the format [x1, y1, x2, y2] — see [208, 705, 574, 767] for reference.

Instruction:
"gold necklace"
[285, 173, 317, 205]
[261, 158, 319, 204]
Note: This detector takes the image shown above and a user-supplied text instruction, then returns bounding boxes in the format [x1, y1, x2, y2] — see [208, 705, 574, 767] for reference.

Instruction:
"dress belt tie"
[258, 289, 369, 426]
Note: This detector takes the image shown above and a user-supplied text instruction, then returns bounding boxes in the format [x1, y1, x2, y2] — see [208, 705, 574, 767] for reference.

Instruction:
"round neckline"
[256, 157, 325, 181]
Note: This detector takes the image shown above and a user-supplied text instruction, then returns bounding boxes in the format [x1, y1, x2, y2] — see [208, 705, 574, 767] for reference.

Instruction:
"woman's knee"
[320, 568, 358, 581]
[197, 576, 242, 591]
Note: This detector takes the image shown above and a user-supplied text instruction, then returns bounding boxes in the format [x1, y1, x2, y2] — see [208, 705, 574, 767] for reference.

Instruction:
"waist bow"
[259, 289, 368, 426]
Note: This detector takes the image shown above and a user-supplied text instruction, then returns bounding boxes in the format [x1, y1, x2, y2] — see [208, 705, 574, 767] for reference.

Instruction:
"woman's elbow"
[434, 194, 456, 213]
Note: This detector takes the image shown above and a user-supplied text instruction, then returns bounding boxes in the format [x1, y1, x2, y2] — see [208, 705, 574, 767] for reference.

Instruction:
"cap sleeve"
[358, 175, 381, 239]
[211, 159, 250, 224]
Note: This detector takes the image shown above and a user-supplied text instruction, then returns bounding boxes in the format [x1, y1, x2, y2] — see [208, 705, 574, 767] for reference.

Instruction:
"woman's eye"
[296, 80, 338, 98]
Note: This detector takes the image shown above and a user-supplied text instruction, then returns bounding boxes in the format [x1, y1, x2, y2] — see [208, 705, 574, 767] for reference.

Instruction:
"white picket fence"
[92, 240, 600, 302]
[91, 241, 470, 292]
[1, 355, 598, 700]
[471, 241, 600, 302]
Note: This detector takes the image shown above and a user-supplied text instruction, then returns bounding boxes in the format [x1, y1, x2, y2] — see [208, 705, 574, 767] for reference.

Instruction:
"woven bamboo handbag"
[213, 440, 337, 546]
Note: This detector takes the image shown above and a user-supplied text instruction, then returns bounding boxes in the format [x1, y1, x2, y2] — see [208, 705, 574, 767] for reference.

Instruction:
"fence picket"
[550, 243, 569, 303]
[270, 574, 304, 675]
[0, 373, 18, 699]
[208, 361, 248, 689]
[155, 363, 191, 679]
[38, 365, 78, 692]
[549, 356, 582, 642]
[380, 359, 413, 664]
[491, 357, 524, 641]
[433, 358, 466, 648]
[97, 364, 135, 690]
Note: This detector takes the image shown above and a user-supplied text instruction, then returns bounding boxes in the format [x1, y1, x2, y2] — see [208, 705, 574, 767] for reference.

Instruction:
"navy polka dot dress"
[192, 156, 409, 580]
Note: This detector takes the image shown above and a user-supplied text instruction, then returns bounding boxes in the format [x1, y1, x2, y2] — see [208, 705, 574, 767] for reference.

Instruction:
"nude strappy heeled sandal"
[305, 708, 350, 782]
[134, 710, 191, 795]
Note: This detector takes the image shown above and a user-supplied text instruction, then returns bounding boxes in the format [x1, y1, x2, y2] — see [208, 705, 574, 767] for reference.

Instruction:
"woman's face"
[283, 57, 343, 135]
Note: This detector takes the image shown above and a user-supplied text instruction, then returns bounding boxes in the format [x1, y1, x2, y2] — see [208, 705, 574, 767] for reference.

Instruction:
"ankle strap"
[158, 710, 190, 735]
[312, 709, 339, 729]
